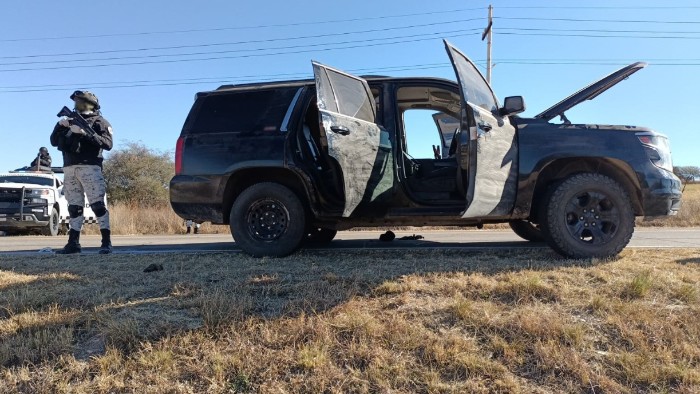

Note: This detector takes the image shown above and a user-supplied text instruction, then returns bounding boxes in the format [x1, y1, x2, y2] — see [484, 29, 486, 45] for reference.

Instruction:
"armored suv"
[170, 40, 681, 258]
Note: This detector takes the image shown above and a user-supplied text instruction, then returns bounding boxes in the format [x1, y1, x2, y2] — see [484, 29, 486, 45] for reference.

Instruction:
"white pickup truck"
[0, 168, 99, 236]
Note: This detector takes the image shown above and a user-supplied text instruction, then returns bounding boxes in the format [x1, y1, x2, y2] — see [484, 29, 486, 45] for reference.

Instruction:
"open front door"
[312, 61, 383, 217]
[443, 40, 518, 218]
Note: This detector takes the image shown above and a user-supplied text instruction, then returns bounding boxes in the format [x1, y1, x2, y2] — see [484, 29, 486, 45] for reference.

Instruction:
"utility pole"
[481, 4, 493, 83]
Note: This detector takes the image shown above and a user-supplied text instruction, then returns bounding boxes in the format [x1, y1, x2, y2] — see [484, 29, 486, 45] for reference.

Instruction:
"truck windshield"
[0, 176, 53, 186]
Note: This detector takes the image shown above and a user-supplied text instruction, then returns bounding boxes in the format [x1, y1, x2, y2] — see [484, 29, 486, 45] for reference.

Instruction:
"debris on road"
[143, 263, 164, 273]
[379, 230, 395, 242]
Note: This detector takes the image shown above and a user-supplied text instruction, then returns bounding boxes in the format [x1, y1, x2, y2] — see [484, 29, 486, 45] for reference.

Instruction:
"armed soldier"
[50, 90, 113, 254]
[29, 147, 52, 170]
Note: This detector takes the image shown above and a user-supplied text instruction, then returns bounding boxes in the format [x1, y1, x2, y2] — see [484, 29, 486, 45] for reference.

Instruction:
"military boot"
[56, 229, 82, 254]
[99, 229, 112, 255]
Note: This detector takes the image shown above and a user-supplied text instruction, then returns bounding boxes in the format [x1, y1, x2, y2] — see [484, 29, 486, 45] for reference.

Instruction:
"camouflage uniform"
[50, 90, 113, 254]
[63, 165, 109, 231]
[30, 147, 52, 169]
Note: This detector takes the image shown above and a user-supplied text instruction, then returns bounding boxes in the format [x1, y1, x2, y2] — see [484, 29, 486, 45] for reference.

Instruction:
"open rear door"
[312, 61, 383, 217]
[443, 40, 518, 218]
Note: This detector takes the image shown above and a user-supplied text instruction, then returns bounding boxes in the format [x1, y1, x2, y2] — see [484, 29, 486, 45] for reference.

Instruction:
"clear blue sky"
[1, 0, 698, 171]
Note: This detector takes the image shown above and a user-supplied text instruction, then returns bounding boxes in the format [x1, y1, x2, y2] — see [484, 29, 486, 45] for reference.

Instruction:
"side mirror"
[500, 96, 526, 117]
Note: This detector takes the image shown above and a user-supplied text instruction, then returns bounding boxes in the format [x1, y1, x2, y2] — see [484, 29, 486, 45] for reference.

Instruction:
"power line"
[496, 16, 700, 24]
[0, 7, 486, 43]
[0, 28, 484, 67]
[0, 19, 483, 60]
[3, 59, 699, 93]
[0, 30, 480, 73]
[0, 63, 450, 90]
[1, 22, 695, 64]
[3, 24, 698, 70]
[498, 5, 700, 9]
[496, 31, 700, 40]
[500, 27, 700, 35]
[0, 63, 458, 93]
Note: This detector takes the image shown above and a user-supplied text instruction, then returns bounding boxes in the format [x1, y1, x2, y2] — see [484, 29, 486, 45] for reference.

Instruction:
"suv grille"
[0, 188, 25, 204]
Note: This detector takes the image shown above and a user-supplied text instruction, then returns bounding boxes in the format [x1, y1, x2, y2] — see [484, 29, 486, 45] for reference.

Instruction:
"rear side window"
[189, 89, 298, 134]
[317, 67, 376, 123]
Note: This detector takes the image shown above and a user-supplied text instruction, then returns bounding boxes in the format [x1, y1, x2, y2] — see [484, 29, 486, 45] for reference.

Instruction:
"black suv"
[170, 40, 681, 258]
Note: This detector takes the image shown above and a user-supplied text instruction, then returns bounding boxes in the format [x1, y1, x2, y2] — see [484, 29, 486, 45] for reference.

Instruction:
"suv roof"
[213, 76, 457, 93]
[1, 172, 55, 179]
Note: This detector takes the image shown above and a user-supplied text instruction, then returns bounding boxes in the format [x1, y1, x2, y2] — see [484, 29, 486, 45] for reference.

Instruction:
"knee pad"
[68, 205, 84, 218]
[91, 201, 107, 217]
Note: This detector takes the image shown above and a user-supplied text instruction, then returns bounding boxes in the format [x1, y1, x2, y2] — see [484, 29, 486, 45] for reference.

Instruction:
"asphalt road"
[0, 228, 699, 255]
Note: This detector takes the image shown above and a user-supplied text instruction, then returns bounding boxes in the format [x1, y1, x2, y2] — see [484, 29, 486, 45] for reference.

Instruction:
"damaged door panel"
[312, 61, 385, 217]
[443, 40, 518, 218]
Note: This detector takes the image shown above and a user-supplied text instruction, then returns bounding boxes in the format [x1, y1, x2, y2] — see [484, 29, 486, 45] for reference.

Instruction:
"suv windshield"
[0, 176, 53, 186]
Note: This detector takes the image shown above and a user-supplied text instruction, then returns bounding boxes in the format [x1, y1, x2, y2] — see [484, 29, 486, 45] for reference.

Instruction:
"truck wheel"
[41, 208, 60, 236]
[229, 183, 306, 257]
[305, 227, 337, 245]
[541, 173, 634, 259]
[508, 220, 544, 242]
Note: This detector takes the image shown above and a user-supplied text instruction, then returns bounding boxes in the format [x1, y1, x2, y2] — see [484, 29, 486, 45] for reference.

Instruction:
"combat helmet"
[70, 90, 100, 110]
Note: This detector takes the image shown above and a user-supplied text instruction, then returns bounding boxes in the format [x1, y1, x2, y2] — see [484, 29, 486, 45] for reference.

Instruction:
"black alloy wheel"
[541, 173, 635, 259]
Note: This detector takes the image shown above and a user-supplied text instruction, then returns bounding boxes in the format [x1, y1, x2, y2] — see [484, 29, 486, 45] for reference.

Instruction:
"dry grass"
[81, 203, 229, 236]
[1, 248, 699, 393]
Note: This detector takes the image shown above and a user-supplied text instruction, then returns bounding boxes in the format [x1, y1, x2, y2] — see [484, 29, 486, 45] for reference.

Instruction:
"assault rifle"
[56, 106, 98, 140]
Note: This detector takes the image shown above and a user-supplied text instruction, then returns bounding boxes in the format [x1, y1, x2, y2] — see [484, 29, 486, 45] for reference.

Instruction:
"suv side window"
[190, 89, 298, 134]
[316, 68, 375, 123]
[451, 61, 498, 112]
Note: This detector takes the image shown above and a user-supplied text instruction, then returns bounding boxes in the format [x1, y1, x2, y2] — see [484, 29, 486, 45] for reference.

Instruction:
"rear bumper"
[170, 175, 225, 223]
[641, 169, 682, 217]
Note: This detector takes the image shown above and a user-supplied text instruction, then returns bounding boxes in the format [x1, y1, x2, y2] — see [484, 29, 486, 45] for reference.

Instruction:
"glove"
[58, 118, 71, 127]
[68, 124, 85, 136]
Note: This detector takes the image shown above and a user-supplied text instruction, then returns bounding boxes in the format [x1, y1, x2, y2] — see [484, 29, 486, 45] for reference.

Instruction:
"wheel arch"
[529, 157, 643, 222]
[222, 167, 314, 224]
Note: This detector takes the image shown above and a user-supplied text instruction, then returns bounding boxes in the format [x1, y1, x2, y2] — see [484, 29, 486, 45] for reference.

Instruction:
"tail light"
[637, 133, 673, 172]
[175, 136, 185, 175]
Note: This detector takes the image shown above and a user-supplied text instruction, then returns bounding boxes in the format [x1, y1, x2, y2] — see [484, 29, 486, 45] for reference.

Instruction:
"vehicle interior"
[294, 93, 345, 207]
[396, 85, 466, 204]
[294, 87, 389, 212]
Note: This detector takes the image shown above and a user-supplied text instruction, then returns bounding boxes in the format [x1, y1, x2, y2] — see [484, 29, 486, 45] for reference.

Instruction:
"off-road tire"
[40, 208, 60, 236]
[541, 173, 634, 259]
[229, 183, 306, 257]
[508, 220, 545, 242]
[305, 227, 337, 245]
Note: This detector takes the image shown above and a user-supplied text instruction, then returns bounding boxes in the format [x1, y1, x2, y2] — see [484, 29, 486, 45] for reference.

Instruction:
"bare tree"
[103, 142, 174, 206]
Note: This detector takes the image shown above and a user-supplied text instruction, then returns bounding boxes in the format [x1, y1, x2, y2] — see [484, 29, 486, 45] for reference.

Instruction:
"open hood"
[535, 62, 647, 121]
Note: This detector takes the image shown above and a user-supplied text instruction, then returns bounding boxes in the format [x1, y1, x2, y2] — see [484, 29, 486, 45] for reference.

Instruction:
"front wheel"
[40, 208, 60, 236]
[541, 173, 635, 259]
[508, 220, 544, 242]
[229, 183, 306, 257]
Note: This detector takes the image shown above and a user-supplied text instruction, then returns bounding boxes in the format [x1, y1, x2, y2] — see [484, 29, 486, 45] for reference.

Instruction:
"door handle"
[330, 126, 351, 135]
[478, 122, 493, 132]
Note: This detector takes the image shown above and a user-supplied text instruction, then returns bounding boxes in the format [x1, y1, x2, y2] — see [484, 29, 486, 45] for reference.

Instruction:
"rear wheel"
[541, 173, 634, 259]
[229, 183, 306, 257]
[305, 227, 337, 245]
[40, 208, 60, 236]
[508, 220, 544, 242]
